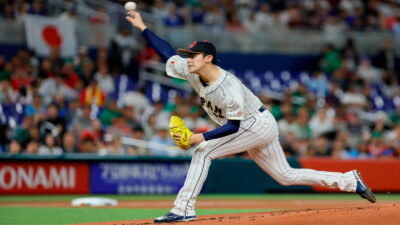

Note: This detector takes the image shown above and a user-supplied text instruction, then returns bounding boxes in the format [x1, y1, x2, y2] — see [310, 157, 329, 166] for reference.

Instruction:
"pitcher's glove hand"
[169, 116, 193, 150]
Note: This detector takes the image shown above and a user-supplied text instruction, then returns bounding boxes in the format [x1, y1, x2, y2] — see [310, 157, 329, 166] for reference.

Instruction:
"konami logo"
[0, 166, 75, 190]
[0, 162, 89, 194]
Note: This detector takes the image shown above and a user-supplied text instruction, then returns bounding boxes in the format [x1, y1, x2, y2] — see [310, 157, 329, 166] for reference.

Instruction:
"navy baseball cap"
[177, 40, 218, 64]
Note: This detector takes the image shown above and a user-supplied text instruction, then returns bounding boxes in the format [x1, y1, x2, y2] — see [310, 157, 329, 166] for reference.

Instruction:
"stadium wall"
[0, 155, 399, 194]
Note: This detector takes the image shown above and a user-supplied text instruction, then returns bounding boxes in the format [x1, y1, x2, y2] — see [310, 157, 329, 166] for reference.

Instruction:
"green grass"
[1, 193, 400, 202]
[1, 194, 399, 225]
[0, 207, 272, 225]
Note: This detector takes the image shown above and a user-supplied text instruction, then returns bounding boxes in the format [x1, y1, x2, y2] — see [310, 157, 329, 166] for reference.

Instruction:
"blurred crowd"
[118, 0, 400, 33]
[260, 37, 400, 159]
[0, 43, 217, 157]
[1, 0, 400, 33]
[0, 0, 399, 159]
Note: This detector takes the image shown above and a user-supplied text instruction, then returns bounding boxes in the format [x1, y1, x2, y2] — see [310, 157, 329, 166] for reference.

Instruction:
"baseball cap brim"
[177, 48, 203, 57]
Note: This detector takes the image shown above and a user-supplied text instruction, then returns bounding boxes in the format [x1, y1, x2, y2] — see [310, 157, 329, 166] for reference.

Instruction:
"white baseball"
[124, 2, 137, 11]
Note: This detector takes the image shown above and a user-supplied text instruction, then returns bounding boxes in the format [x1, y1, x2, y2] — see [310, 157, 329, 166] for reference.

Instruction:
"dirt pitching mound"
[74, 203, 399, 225]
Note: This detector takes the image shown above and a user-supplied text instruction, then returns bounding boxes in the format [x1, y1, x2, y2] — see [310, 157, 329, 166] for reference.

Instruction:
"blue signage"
[90, 162, 190, 194]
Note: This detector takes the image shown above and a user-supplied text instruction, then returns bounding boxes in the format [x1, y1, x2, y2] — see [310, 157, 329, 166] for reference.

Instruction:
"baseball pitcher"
[125, 10, 376, 223]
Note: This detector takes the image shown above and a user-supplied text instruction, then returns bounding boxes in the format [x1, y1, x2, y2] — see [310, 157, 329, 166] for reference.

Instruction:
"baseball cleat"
[353, 170, 376, 203]
[154, 212, 196, 223]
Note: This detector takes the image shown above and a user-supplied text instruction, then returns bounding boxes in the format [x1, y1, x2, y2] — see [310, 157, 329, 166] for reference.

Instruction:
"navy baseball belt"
[259, 105, 267, 113]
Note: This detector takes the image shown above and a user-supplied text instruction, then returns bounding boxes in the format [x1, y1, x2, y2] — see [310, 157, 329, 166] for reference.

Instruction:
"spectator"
[26, 141, 40, 154]
[28, 0, 46, 16]
[367, 131, 389, 158]
[10, 116, 33, 152]
[203, 5, 226, 32]
[0, 61, 12, 82]
[99, 99, 121, 126]
[143, 113, 157, 140]
[331, 139, 349, 159]
[148, 123, 176, 156]
[340, 85, 367, 110]
[389, 105, 400, 124]
[38, 133, 63, 155]
[319, 44, 342, 74]
[151, 0, 168, 19]
[47, 48, 63, 76]
[61, 62, 81, 90]
[94, 65, 115, 94]
[10, 67, 32, 92]
[343, 111, 364, 149]
[79, 80, 107, 107]
[121, 86, 151, 118]
[25, 94, 46, 123]
[307, 70, 330, 98]
[309, 106, 335, 138]
[129, 125, 147, 155]
[162, 3, 184, 27]
[227, 12, 246, 32]
[38, 75, 77, 104]
[0, 79, 14, 104]
[59, 3, 78, 32]
[255, 3, 273, 29]
[341, 38, 359, 72]
[79, 130, 97, 153]
[99, 134, 133, 155]
[293, 107, 312, 140]
[41, 103, 66, 139]
[237, 0, 252, 22]
[113, 28, 138, 71]
[73, 46, 91, 73]
[357, 56, 381, 83]
[278, 113, 296, 139]
[80, 61, 95, 87]
[243, 12, 259, 33]
[121, 105, 142, 130]
[309, 135, 331, 156]
[62, 132, 77, 153]
[70, 105, 93, 138]
[1, 3, 15, 19]
[37, 58, 55, 80]
[374, 39, 398, 77]
[384, 123, 400, 157]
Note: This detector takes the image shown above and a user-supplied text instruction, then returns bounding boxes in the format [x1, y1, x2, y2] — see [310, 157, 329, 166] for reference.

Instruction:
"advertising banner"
[0, 162, 89, 194]
[91, 162, 190, 194]
[300, 158, 400, 192]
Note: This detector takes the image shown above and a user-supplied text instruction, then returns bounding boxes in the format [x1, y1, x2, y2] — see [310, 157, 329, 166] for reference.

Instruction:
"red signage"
[0, 162, 89, 194]
[300, 158, 400, 192]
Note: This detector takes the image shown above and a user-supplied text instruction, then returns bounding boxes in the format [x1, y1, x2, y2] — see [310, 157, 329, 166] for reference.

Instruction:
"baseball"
[124, 2, 137, 11]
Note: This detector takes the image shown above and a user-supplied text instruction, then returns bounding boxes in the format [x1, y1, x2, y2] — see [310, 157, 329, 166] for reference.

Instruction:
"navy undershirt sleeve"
[203, 120, 241, 141]
[142, 28, 176, 62]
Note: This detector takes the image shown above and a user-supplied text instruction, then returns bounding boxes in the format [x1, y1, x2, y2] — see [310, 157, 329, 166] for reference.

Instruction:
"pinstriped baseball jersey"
[164, 54, 360, 219]
[166, 55, 262, 126]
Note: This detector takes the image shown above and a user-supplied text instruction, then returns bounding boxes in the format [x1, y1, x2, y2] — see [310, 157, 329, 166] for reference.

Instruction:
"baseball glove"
[169, 116, 193, 150]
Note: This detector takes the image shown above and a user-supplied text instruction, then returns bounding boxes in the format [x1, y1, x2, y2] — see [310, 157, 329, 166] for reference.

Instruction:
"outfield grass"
[1, 193, 400, 202]
[0, 207, 272, 225]
[0, 194, 399, 225]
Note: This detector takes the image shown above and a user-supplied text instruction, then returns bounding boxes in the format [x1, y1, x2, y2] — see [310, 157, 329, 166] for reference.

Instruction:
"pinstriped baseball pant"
[171, 110, 357, 217]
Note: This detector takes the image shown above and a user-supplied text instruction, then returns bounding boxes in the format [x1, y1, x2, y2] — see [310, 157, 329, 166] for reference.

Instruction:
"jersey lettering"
[200, 97, 225, 119]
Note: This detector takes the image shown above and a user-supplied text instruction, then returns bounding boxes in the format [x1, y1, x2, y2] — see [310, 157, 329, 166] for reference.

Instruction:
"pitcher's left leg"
[248, 138, 357, 192]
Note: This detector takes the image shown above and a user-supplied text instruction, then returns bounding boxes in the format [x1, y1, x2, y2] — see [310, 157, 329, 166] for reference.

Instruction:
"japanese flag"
[24, 15, 77, 57]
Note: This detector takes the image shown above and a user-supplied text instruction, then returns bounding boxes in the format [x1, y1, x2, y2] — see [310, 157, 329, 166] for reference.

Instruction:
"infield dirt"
[2, 199, 398, 225]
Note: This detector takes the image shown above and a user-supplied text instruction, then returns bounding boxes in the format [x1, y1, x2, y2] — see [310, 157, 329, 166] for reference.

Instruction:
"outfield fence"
[1, 155, 399, 195]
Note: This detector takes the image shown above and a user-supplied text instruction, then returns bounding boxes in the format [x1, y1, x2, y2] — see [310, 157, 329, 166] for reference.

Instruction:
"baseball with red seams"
[124, 2, 137, 11]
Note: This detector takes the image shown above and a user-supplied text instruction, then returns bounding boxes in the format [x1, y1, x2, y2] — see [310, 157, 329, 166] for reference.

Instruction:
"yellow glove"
[169, 116, 193, 150]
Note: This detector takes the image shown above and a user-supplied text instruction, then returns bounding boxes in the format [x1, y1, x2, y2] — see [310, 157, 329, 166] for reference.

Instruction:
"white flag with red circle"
[24, 15, 77, 57]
